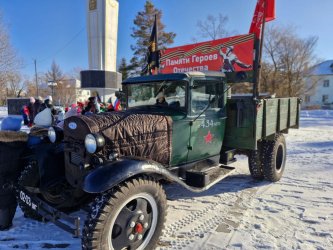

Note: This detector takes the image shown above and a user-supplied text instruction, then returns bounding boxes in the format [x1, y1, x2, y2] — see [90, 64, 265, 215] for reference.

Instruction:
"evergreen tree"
[130, 0, 176, 75]
[118, 58, 129, 80]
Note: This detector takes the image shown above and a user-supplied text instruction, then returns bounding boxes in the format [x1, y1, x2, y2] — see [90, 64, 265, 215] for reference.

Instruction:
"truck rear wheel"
[262, 134, 286, 182]
[248, 142, 264, 180]
[82, 176, 167, 250]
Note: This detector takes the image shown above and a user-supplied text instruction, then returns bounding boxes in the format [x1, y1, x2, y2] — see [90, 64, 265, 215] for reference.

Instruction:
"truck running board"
[185, 165, 235, 189]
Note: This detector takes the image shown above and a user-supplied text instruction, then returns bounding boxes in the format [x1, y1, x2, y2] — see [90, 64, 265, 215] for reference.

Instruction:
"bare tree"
[55, 78, 77, 106]
[196, 14, 230, 40]
[0, 12, 22, 103]
[67, 67, 83, 80]
[45, 60, 65, 84]
[261, 25, 319, 97]
[6, 72, 27, 97]
[24, 77, 37, 97]
[44, 61, 65, 102]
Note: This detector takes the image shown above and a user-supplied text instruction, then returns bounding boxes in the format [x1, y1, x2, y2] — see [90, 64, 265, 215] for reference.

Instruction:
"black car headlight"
[48, 126, 63, 143]
[85, 133, 105, 154]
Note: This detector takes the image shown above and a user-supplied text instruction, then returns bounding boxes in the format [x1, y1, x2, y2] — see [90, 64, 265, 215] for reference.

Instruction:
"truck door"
[187, 79, 226, 163]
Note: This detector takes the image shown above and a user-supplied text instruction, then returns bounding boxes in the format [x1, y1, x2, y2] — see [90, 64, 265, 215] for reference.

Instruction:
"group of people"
[22, 96, 56, 127]
[21, 93, 122, 128]
[81, 93, 122, 115]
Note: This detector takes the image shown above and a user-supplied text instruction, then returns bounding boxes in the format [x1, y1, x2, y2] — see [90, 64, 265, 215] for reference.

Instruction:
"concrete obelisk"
[87, 0, 118, 71]
[81, 0, 122, 102]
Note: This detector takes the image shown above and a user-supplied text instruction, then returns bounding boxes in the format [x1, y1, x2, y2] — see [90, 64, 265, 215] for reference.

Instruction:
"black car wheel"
[82, 176, 167, 250]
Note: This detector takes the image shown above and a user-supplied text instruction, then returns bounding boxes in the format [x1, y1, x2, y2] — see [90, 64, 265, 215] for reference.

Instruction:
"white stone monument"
[82, 0, 122, 103]
[87, 0, 118, 71]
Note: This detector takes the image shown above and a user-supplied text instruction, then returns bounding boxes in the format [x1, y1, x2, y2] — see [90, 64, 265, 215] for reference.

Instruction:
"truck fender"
[82, 157, 172, 193]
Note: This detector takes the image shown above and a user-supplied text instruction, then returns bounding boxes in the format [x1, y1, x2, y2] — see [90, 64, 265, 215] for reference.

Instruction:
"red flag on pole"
[265, 0, 275, 21]
[249, 0, 275, 38]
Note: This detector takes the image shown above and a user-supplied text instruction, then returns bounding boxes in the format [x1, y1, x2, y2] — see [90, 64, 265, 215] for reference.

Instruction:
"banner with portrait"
[159, 34, 255, 75]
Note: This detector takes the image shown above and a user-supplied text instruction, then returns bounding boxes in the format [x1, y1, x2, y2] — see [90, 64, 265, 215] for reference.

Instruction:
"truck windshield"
[126, 80, 187, 110]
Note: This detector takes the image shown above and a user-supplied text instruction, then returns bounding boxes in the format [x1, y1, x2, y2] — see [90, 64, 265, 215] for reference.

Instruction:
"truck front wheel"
[82, 176, 167, 250]
[262, 134, 286, 182]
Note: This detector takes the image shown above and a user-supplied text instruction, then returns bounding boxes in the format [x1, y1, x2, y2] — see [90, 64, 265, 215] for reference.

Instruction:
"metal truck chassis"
[18, 187, 81, 237]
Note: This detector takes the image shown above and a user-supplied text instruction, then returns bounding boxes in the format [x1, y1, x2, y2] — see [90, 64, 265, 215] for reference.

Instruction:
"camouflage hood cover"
[64, 111, 173, 165]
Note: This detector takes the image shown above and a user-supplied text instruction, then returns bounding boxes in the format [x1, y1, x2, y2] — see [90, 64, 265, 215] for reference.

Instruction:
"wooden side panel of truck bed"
[223, 97, 300, 150]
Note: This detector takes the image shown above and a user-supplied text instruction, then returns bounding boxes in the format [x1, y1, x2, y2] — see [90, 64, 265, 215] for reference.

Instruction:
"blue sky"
[0, 0, 332, 77]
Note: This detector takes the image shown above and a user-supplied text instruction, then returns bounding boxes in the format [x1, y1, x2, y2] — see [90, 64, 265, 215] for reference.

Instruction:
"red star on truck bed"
[204, 131, 213, 144]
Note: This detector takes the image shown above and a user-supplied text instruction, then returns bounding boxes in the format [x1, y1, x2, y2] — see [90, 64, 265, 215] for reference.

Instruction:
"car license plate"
[19, 190, 38, 211]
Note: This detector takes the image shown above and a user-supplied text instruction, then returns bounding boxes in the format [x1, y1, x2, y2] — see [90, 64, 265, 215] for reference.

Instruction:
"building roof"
[309, 60, 333, 76]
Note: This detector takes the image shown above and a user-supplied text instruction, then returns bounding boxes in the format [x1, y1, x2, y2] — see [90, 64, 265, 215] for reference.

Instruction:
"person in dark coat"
[156, 91, 168, 106]
[82, 97, 100, 115]
[40, 96, 57, 115]
[27, 97, 35, 126]
[0, 130, 28, 230]
[32, 96, 43, 121]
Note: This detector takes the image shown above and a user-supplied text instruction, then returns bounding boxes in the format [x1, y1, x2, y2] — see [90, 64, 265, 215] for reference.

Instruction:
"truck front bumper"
[18, 187, 81, 237]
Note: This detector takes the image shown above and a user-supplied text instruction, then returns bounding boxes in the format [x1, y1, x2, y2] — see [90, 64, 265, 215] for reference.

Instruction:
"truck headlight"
[48, 126, 63, 143]
[85, 133, 105, 154]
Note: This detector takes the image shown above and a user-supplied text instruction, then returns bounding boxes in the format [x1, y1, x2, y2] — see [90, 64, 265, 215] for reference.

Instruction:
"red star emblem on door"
[204, 131, 213, 144]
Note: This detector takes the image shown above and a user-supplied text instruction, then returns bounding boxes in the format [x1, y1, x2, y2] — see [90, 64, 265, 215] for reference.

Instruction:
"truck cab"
[122, 71, 227, 166]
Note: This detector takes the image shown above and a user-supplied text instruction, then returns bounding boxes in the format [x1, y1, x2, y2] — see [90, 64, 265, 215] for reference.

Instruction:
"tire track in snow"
[157, 178, 273, 250]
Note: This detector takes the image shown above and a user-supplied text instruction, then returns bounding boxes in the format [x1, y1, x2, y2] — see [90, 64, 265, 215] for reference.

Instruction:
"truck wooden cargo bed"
[223, 96, 300, 150]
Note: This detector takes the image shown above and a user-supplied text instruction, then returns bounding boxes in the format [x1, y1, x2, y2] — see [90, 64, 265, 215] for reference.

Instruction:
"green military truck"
[17, 71, 300, 250]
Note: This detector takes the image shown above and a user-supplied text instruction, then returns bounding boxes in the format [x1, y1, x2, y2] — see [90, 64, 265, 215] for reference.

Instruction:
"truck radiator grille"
[70, 152, 82, 166]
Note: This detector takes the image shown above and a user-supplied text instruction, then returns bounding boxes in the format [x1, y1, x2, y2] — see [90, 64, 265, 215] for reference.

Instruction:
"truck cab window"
[191, 80, 223, 115]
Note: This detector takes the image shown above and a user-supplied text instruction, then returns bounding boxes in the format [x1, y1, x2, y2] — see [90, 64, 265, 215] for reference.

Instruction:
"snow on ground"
[0, 109, 332, 249]
[0, 107, 7, 121]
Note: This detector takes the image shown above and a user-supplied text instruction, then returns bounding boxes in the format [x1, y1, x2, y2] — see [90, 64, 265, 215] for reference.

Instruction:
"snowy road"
[0, 109, 332, 250]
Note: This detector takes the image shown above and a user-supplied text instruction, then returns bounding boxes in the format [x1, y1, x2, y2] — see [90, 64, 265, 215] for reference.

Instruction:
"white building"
[303, 60, 333, 109]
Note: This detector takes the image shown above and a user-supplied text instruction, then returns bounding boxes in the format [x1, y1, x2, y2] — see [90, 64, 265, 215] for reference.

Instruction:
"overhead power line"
[39, 26, 86, 63]
[24, 26, 86, 68]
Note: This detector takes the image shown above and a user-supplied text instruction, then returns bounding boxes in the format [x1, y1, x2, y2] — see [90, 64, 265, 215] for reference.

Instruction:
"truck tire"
[248, 142, 264, 180]
[262, 134, 286, 182]
[82, 176, 167, 250]
[17, 164, 43, 221]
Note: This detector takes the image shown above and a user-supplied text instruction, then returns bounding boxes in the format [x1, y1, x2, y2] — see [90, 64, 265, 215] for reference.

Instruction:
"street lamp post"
[48, 81, 57, 101]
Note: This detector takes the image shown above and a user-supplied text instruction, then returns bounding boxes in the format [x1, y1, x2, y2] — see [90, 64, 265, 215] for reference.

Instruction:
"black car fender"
[82, 157, 174, 193]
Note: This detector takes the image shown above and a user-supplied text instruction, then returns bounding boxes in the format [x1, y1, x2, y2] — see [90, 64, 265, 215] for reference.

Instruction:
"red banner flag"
[159, 34, 254, 74]
[249, 0, 275, 38]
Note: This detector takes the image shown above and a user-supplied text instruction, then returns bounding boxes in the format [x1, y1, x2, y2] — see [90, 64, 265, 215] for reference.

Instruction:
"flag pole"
[154, 14, 159, 75]
[253, 0, 267, 98]
[257, 0, 267, 97]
